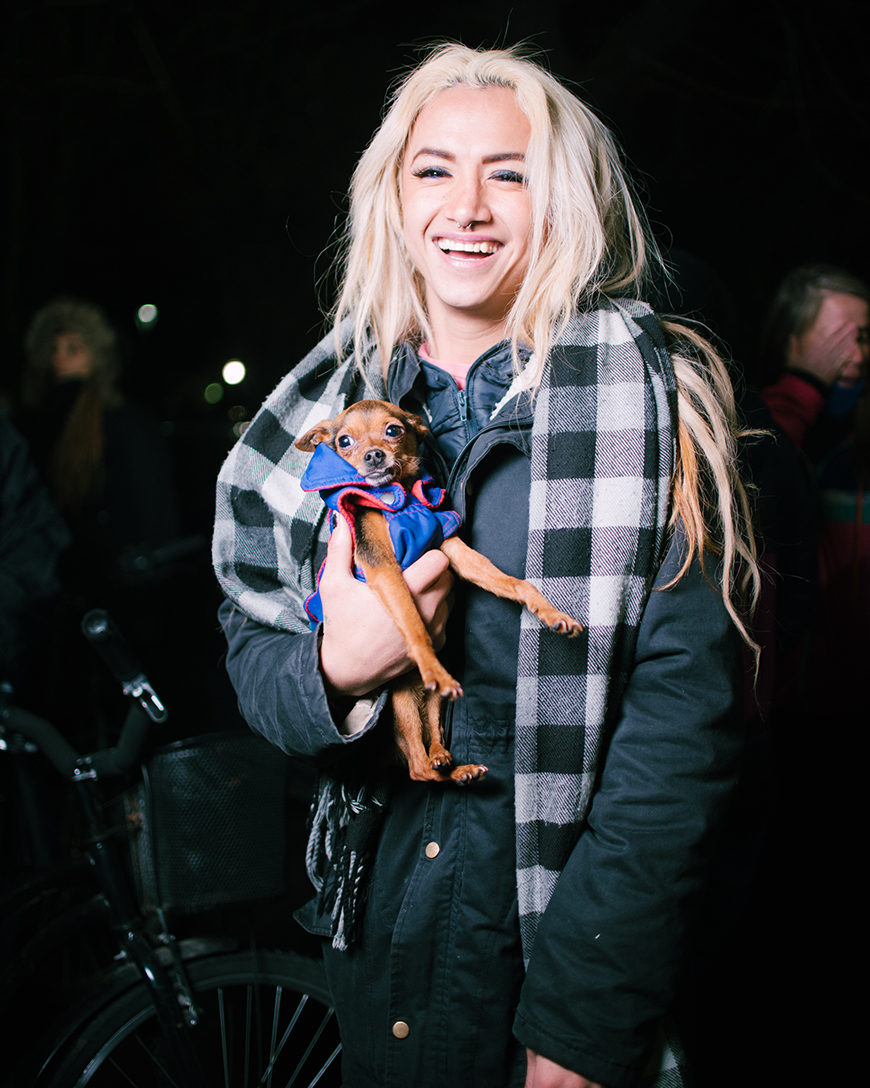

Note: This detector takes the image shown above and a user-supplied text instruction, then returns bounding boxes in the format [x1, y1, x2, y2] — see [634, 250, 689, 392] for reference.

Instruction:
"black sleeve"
[514, 537, 744, 1087]
[218, 598, 386, 759]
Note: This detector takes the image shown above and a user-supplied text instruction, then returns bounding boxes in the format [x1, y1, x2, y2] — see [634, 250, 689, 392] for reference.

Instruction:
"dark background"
[2, 0, 867, 713]
[2, 4, 861, 1071]
[3, 0, 867, 423]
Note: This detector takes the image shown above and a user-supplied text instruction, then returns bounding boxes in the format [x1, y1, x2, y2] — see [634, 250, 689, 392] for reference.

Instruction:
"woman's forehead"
[407, 85, 529, 147]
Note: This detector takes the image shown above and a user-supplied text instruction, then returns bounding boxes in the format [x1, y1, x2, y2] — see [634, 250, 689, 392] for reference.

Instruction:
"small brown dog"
[295, 400, 582, 784]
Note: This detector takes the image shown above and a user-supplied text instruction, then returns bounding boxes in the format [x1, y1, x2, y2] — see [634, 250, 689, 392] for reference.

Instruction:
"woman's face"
[400, 84, 533, 347]
[787, 291, 870, 388]
[51, 332, 94, 381]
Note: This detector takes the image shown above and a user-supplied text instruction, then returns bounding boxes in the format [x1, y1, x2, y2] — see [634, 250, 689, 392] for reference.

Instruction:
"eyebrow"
[410, 148, 526, 164]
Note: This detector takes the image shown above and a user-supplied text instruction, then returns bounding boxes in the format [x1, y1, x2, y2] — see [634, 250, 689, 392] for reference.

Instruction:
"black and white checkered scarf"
[515, 298, 677, 957]
[213, 295, 676, 958]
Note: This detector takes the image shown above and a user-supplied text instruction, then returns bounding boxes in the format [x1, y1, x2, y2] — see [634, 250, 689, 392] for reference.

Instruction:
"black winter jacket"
[219, 344, 743, 1088]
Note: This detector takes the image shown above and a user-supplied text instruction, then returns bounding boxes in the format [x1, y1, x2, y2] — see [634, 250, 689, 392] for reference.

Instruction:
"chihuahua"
[295, 399, 582, 784]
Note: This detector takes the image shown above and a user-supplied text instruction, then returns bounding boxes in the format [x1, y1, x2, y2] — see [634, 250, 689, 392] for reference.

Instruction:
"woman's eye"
[385, 424, 404, 438]
[492, 169, 526, 185]
[413, 166, 449, 179]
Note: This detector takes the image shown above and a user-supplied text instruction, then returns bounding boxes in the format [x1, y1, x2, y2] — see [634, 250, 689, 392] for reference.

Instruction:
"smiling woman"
[213, 42, 760, 1088]
[399, 85, 533, 361]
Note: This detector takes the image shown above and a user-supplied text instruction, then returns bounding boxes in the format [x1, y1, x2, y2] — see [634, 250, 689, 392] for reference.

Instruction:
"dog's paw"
[428, 744, 453, 771]
[420, 662, 464, 700]
[448, 763, 488, 785]
[539, 609, 583, 637]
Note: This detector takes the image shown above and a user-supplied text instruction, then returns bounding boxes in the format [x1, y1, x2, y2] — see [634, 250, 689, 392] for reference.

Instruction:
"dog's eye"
[384, 424, 404, 439]
[336, 434, 353, 449]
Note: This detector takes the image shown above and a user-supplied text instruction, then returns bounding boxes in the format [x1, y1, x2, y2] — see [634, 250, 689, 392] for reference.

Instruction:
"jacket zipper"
[457, 387, 469, 428]
[446, 403, 533, 506]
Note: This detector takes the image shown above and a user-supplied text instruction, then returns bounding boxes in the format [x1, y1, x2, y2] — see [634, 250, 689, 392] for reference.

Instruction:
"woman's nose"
[446, 176, 489, 228]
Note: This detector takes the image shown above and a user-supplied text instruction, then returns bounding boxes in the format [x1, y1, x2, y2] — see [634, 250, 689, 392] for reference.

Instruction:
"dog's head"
[294, 399, 429, 487]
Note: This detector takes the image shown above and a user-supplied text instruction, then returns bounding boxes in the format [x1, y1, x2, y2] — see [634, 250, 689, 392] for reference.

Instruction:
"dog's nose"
[364, 448, 385, 468]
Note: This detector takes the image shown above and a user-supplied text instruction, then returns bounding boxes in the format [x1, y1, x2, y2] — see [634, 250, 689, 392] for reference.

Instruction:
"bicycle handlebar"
[0, 701, 152, 778]
[1, 702, 81, 776]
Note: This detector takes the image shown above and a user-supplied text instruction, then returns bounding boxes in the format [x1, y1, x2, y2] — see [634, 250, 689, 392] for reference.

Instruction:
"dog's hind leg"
[392, 683, 443, 782]
[392, 683, 487, 784]
[422, 688, 487, 785]
[421, 685, 451, 771]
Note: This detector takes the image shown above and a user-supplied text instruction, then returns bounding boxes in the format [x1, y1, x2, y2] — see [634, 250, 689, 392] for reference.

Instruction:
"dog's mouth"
[362, 468, 397, 487]
[358, 461, 399, 487]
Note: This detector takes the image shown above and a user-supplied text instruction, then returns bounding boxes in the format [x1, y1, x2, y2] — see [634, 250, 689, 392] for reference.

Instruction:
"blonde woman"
[214, 44, 758, 1088]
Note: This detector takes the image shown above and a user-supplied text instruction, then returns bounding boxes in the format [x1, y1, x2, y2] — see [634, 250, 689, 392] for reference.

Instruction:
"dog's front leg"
[440, 536, 583, 636]
[354, 509, 463, 699]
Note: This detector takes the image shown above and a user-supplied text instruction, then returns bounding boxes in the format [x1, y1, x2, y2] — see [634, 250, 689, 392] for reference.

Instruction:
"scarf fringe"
[306, 774, 391, 951]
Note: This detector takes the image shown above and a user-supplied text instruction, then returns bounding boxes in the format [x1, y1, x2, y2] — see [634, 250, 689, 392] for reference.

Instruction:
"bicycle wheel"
[37, 949, 342, 1087]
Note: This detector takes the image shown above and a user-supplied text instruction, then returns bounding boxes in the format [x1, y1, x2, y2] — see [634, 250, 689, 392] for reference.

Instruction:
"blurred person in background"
[18, 297, 180, 589]
[760, 264, 870, 464]
[15, 297, 182, 745]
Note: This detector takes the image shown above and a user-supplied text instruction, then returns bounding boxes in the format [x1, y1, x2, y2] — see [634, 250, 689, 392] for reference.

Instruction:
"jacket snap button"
[392, 1020, 410, 1039]
[425, 841, 440, 859]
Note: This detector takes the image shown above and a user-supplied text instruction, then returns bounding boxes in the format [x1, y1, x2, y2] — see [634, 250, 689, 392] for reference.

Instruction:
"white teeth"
[437, 239, 498, 254]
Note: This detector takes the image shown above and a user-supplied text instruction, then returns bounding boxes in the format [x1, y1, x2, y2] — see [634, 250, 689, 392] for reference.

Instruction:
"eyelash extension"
[411, 167, 526, 184]
[412, 167, 450, 179]
[491, 170, 526, 184]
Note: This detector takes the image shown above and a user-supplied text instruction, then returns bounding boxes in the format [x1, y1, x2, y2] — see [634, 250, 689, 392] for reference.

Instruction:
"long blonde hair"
[332, 42, 759, 647]
[334, 43, 652, 373]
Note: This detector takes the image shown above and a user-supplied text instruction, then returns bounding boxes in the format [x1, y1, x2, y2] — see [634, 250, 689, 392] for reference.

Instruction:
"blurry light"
[232, 420, 251, 438]
[222, 359, 246, 385]
[204, 382, 224, 405]
[136, 303, 159, 329]
[227, 404, 248, 421]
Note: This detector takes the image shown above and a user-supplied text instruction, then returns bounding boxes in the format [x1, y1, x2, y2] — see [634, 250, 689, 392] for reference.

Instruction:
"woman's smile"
[434, 234, 501, 257]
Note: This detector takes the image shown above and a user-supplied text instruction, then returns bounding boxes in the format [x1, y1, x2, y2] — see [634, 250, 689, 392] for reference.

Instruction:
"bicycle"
[0, 609, 342, 1087]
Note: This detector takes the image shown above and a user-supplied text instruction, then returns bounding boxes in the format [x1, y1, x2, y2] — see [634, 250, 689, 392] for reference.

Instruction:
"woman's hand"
[525, 1050, 605, 1088]
[318, 516, 453, 696]
[787, 311, 861, 387]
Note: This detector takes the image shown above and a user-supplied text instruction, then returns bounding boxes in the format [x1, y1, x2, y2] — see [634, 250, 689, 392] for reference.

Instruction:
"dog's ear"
[397, 408, 430, 441]
[294, 420, 335, 452]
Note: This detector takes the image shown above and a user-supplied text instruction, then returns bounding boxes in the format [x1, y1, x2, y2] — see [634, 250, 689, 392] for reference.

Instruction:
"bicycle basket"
[123, 730, 290, 913]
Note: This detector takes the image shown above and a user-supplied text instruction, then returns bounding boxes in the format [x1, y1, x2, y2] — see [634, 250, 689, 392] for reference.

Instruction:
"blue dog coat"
[301, 443, 461, 627]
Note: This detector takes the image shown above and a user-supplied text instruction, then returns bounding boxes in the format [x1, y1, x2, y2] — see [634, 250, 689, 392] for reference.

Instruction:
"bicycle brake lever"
[81, 610, 168, 723]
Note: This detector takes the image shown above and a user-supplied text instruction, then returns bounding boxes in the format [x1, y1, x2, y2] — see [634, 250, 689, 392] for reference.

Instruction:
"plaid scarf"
[515, 299, 677, 956]
[213, 299, 682, 1076]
